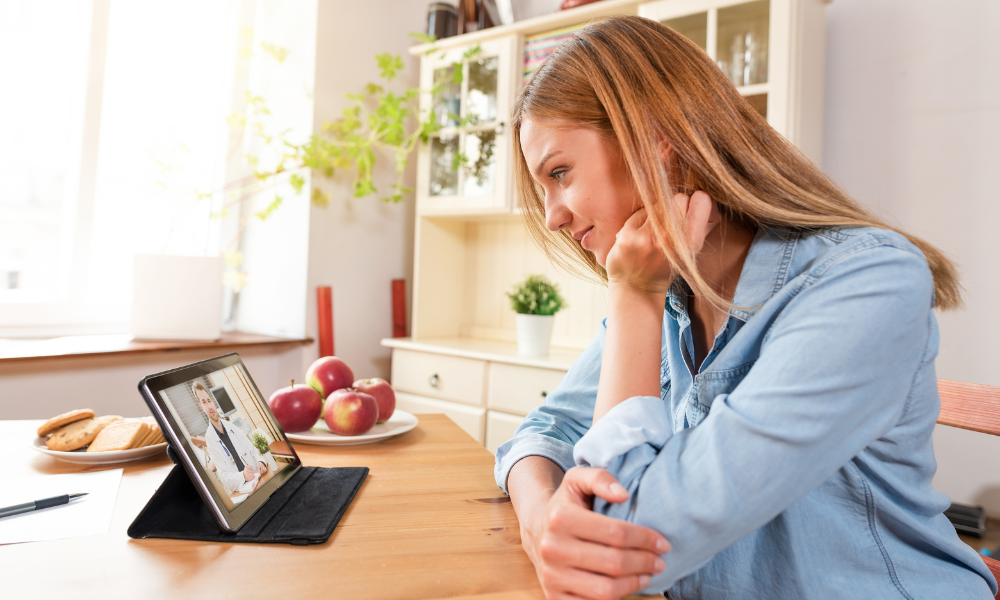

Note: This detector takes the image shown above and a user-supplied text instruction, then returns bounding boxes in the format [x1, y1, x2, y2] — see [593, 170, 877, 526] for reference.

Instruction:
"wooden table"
[1, 415, 547, 600]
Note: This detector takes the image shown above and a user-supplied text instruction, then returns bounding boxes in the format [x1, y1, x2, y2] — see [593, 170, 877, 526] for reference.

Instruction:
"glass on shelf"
[717, 0, 769, 87]
[745, 93, 767, 119]
[433, 66, 461, 128]
[429, 134, 459, 196]
[661, 12, 707, 52]
[462, 129, 497, 197]
[466, 56, 499, 125]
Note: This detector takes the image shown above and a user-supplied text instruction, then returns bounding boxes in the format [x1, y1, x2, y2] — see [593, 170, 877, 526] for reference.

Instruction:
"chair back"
[937, 378, 1000, 598]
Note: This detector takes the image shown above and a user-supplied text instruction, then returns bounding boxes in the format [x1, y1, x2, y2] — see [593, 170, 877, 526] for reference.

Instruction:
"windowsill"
[0, 332, 313, 364]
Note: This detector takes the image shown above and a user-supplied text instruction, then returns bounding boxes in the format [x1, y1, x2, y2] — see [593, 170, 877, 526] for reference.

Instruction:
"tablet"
[138, 353, 302, 532]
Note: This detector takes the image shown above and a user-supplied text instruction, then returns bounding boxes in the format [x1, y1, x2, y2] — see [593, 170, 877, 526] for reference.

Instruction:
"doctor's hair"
[191, 381, 212, 402]
[511, 15, 961, 310]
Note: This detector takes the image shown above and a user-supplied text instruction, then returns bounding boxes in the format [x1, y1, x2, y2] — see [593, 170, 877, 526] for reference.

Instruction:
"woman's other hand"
[524, 466, 669, 600]
[605, 191, 719, 294]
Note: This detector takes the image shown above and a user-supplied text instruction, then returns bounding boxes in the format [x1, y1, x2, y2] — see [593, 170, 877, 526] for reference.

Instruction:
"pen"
[0, 493, 89, 519]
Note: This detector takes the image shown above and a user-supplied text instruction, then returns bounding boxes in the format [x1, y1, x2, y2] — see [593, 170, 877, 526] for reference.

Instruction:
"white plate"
[30, 437, 168, 465]
[285, 410, 418, 446]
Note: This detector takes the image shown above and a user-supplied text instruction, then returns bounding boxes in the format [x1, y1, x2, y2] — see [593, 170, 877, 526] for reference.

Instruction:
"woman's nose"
[544, 193, 571, 232]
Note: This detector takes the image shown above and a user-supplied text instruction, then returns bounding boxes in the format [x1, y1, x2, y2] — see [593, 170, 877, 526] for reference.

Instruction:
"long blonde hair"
[512, 15, 961, 309]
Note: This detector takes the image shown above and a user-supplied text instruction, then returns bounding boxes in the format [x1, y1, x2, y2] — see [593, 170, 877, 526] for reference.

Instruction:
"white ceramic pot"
[516, 313, 555, 357]
[260, 450, 278, 473]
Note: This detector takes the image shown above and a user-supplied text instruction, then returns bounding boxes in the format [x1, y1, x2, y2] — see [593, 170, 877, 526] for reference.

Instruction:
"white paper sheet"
[0, 469, 123, 545]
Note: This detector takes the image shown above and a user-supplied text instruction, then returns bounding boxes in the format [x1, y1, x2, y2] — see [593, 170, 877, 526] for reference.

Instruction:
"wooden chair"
[937, 378, 1000, 598]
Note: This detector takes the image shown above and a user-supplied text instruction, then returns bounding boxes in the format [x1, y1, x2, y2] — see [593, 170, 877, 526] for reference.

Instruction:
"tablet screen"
[140, 353, 301, 530]
[157, 362, 296, 509]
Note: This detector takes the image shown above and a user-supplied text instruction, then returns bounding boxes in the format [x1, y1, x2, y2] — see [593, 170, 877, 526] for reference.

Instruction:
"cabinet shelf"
[737, 82, 769, 96]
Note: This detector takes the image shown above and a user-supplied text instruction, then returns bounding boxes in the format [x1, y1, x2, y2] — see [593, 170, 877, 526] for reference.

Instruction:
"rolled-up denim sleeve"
[573, 396, 673, 519]
[577, 244, 937, 593]
[494, 320, 607, 493]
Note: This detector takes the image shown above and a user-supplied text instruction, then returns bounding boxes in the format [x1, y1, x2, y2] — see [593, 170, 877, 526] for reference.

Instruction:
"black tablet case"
[128, 446, 368, 545]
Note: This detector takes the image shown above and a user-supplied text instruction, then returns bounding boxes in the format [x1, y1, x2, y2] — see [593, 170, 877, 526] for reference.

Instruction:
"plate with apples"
[286, 411, 419, 446]
[269, 357, 418, 446]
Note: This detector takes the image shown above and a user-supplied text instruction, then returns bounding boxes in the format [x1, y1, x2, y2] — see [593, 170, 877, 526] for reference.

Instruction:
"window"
[0, 0, 316, 338]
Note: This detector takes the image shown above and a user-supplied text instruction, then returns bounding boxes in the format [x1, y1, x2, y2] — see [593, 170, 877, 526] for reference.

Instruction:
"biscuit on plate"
[87, 421, 148, 452]
[135, 417, 165, 447]
[45, 415, 122, 451]
[46, 418, 93, 451]
[37, 409, 95, 437]
[133, 427, 156, 448]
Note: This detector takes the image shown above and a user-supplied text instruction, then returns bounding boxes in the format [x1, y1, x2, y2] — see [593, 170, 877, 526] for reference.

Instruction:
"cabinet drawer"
[391, 349, 486, 407]
[487, 363, 567, 416]
[486, 410, 525, 454]
[395, 392, 486, 443]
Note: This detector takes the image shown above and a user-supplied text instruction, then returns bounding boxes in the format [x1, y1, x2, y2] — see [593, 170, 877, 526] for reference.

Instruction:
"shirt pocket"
[686, 361, 755, 428]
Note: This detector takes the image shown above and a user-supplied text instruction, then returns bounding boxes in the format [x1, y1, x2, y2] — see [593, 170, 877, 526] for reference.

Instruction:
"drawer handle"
[428, 373, 440, 389]
[541, 391, 548, 398]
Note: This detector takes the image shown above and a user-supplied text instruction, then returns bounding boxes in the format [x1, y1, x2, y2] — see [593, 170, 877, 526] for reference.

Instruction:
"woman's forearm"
[594, 283, 666, 422]
[507, 456, 564, 537]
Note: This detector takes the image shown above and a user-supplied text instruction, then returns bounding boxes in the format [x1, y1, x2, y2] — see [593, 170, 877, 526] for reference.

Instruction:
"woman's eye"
[548, 169, 566, 183]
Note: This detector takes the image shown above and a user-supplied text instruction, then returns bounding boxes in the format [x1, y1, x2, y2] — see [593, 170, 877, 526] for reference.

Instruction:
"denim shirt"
[494, 227, 996, 600]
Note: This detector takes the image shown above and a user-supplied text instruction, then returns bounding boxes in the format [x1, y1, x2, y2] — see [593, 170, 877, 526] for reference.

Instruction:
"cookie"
[46, 418, 92, 451]
[46, 415, 122, 451]
[88, 415, 124, 438]
[37, 409, 95, 437]
[87, 421, 147, 452]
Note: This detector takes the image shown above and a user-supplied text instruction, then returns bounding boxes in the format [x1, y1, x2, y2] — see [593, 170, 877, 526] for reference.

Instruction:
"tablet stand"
[128, 446, 367, 545]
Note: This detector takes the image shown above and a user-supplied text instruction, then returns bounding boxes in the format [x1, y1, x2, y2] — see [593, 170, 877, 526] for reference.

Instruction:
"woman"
[494, 15, 995, 600]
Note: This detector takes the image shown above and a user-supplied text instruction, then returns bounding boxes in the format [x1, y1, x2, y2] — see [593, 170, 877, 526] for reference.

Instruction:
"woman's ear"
[659, 139, 690, 193]
[658, 139, 675, 164]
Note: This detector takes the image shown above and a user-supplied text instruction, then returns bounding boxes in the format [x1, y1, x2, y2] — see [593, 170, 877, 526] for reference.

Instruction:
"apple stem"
[291, 379, 295, 387]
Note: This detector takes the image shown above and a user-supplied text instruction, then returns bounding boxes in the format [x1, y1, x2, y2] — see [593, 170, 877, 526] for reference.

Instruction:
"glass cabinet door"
[642, 0, 771, 121]
[418, 37, 515, 215]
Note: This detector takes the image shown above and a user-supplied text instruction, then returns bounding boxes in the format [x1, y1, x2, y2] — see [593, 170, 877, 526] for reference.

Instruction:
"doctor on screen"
[193, 381, 268, 495]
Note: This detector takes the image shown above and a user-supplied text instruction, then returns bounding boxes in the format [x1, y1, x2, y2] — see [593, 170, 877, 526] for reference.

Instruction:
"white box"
[130, 254, 223, 341]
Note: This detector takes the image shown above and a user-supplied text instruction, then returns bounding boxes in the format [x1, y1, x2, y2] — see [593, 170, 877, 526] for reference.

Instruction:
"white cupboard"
[385, 0, 827, 452]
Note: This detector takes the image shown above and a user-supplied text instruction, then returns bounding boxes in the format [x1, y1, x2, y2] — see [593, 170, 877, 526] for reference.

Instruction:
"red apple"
[268, 379, 323, 432]
[353, 378, 395, 423]
[324, 388, 378, 436]
[306, 356, 355, 399]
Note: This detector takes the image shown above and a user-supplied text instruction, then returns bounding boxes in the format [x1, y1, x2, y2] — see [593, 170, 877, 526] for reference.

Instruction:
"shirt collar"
[665, 278, 689, 322]
[664, 227, 799, 323]
[728, 226, 799, 322]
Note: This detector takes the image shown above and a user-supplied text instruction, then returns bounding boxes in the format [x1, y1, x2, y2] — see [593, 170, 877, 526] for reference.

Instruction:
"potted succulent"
[506, 275, 566, 356]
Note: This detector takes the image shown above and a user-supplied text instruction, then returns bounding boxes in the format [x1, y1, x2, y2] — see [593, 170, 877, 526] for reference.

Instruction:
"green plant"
[214, 39, 484, 212]
[506, 275, 566, 316]
[249, 431, 270, 456]
[203, 39, 488, 290]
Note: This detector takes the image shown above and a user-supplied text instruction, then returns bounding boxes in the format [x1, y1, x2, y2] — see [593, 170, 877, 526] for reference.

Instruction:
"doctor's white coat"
[203, 419, 264, 495]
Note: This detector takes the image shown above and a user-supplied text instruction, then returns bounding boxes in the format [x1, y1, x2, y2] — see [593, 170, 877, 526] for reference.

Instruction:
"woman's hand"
[522, 466, 669, 600]
[605, 191, 720, 295]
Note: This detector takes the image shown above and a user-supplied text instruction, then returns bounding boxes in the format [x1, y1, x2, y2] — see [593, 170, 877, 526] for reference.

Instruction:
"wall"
[302, 0, 425, 381]
[0, 345, 305, 420]
[823, 0, 1000, 511]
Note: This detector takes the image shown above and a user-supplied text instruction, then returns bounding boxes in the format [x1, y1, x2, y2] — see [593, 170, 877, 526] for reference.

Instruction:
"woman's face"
[519, 118, 638, 267]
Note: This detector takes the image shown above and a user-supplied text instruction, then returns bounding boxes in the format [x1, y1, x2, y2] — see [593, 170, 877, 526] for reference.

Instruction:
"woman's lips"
[580, 227, 594, 250]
